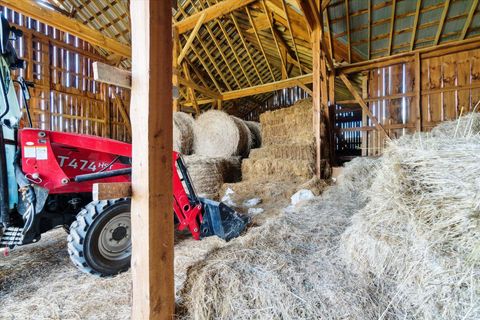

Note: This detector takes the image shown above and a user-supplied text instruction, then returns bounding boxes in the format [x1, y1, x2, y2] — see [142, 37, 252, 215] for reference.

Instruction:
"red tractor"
[0, 15, 247, 276]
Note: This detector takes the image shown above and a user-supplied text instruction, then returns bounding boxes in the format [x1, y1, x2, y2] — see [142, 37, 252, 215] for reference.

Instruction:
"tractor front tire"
[68, 199, 131, 276]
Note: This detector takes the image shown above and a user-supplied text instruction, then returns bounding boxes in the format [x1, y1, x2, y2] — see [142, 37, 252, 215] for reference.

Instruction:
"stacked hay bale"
[183, 155, 242, 200]
[177, 156, 389, 319]
[193, 110, 252, 158]
[184, 110, 261, 199]
[340, 113, 480, 319]
[173, 112, 194, 154]
[242, 99, 316, 180]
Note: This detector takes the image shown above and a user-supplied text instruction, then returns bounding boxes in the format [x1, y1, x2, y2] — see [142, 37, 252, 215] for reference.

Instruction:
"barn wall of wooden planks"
[3, 7, 131, 142]
[335, 46, 480, 158]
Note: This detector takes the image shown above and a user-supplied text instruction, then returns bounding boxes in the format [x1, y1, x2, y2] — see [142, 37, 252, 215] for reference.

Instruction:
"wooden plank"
[312, 20, 322, 177]
[414, 53, 422, 132]
[114, 95, 132, 138]
[339, 36, 480, 74]
[175, 0, 257, 34]
[222, 73, 312, 100]
[345, 0, 351, 63]
[93, 62, 220, 99]
[130, 1, 174, 319]
[456, 51, 471, 112]
[339, 73, 390, 139]
[460, 0, 478, 40]
[93, 62, 132, 88]
[0, 0, 131, 58]
[388, 0, 397, 55]
[177, 12, 207, 65]
[93, 182, 132, 201]
[246, 7, 277, 82]
[410, 0, 421, 50]
[262, 0, 288, 78]
[442, 54, 457, 120]
[296, 80, 313, 96]
[434, 0, 451, 45]
[428, 56, 443, 124]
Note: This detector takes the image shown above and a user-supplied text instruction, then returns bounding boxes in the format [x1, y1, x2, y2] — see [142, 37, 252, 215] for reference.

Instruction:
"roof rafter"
[388, 0, 397, 55]
[0, 0, 131, 58]
[175, 0, 257, 34]
[460, 0, 478, 40]
[434, 0, 451, 45]
[410, 0, 421, 51]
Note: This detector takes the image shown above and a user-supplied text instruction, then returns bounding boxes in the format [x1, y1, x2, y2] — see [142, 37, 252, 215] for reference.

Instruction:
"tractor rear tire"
[67, 199, 131, 276]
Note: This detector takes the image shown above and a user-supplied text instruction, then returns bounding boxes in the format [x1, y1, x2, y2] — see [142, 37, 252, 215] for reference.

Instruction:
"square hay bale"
[242, 158, 315, 180]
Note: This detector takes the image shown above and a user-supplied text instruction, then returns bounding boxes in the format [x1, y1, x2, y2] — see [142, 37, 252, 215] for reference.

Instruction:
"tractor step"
[0, 227, 24, 246]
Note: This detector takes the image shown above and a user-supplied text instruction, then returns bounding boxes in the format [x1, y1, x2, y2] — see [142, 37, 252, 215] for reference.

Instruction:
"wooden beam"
[282, 0, 304, 75]
[313, 21, 323, 177]
[339, 73, 390, 139]
[93, 182, 132, 201]
[296, 80, 313, 96]
[93, 62, 220, 99]
[410, 0, 421, 51]
[93, 62, 131, 88]
[345, 0, 351, 63]
[0, 0, 131, 58]
[177, 12, 206, 65]
[114, 95, 132, 138]
[460, 0, 478, 40]
[222, 73, 313, 100]
[262, 0, 288, 78]
[434, 0, 451, 45]
[388, 0, 397, 55]
[339, 35, 480, 74]
[175, 0, 257, 34]
[295, 0, 321, 31]
[230, 13, 264, 84]
[130, 1, 174, 319]
[368, 0, 372, 59]
[246, 7, 277, 81]
[415, 52, 422, 132]
[178, 76, 221, 99]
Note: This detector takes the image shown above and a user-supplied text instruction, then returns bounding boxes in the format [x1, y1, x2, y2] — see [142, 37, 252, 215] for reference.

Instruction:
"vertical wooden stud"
[130, 1, 174, 319]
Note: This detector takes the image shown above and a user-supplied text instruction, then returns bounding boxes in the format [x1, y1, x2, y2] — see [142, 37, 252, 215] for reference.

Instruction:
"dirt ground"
[0, 177, 321, 320]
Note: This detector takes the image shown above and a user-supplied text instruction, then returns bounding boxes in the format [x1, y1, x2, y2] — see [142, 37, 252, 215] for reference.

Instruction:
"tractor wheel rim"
[98, 212, 131, 261]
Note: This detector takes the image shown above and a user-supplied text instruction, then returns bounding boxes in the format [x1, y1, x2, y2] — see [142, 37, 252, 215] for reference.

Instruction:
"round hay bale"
[173, 112, 194, 154]
[244, 121, 262, 149]
[193, 111, 251, 157]
[182, 155, 224, 200]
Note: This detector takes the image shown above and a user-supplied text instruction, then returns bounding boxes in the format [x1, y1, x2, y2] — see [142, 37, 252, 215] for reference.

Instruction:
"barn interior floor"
[0, 177, 316, 320]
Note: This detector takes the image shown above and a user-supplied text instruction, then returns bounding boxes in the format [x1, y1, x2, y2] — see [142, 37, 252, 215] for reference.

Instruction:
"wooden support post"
[361, 75, 368, 156]
[312, 16, 322, 177]
[130, 1, 174, 319]
[311, 0, 331, 178]
[173, 30, 180, 112]
[415, 52, 422, 132]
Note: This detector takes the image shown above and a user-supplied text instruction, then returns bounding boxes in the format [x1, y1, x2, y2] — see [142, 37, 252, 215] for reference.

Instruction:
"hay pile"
[242, 99, 317, 180]
[193, 111, 251, 158]
[341, 113, 480, 319]
[173, 112, 195, 154]
[178, 158, 387, 319]
[183, 155, 242, 200]
[244, 121, 262, 149]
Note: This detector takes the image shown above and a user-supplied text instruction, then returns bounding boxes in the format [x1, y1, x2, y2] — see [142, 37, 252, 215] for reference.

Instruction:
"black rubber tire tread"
[67, 198, 130, 276]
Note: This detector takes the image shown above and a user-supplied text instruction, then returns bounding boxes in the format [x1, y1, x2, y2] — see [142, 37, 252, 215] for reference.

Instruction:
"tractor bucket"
[199, 198, 248, 241]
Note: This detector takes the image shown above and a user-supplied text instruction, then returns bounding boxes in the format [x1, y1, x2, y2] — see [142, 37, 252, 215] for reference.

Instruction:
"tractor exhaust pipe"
[74, 168, 131, 183]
